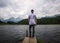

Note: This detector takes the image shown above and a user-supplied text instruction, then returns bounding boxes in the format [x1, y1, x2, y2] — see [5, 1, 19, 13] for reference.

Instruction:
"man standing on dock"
[28, 9, 37, 37]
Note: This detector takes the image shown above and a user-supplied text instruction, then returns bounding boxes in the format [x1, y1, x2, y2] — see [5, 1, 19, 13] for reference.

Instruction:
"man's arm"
[28, 16, 30, 23]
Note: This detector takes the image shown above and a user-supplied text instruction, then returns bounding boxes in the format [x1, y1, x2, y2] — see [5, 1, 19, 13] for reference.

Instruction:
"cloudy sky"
[0, 0, 60, 20]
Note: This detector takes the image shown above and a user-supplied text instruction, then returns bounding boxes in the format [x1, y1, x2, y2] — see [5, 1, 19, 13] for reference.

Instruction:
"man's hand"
[35, 24, 37, 26]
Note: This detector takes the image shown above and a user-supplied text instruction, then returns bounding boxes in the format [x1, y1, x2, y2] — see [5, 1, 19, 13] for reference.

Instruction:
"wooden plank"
[23, 37, 29, 43]
[23, 37, 37, 43]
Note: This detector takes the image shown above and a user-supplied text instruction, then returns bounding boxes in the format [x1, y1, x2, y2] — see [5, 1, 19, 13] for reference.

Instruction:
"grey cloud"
[0, 0, 12, 7]
[0, 0, 60, 21]
[40, 0, 60, 14]
[44, 0, 60, 4]
[54, 6, 60, 12]
[0, 0, 7, 7]
[0, 3, 6, 7]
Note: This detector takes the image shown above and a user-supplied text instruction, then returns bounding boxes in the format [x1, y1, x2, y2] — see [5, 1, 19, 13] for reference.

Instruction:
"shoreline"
[0, 24, 60, 25]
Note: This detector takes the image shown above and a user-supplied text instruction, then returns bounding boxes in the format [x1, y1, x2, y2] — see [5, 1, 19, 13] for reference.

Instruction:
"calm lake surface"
[0, 25, 60, 43]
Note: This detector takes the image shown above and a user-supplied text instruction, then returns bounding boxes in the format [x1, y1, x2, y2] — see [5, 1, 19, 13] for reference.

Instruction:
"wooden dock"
[23, 37, 37, 43]
[23, 30, 37, 43]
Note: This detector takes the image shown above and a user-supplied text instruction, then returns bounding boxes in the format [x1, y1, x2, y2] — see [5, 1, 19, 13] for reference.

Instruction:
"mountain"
[55, 14, 60, 16]
[7, 17, 21, 23]
[0, 15, 60, 24]
[0, 17, 21, 23]
[17, 15, 60, 24]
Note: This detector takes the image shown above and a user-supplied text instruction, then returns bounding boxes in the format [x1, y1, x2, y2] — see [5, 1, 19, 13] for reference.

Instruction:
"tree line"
[0, 16, 60, 25]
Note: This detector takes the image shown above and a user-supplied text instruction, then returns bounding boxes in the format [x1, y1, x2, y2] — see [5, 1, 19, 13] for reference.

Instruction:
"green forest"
[0, 16, 60, 25]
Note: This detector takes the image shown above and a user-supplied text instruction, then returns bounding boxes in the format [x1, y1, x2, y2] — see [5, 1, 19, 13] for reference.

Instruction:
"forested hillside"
[0, 16, 60, 25]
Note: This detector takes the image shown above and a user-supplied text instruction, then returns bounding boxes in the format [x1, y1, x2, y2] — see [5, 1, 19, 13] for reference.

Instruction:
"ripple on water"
[0, 25, 60, 43]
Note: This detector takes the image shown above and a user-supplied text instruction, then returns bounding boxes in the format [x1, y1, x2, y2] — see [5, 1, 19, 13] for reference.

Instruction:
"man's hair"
[31, 9, 34, 12]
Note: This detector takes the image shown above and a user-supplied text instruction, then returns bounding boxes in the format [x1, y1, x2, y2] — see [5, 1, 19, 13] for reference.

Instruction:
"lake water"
[0, 25, 60, 43]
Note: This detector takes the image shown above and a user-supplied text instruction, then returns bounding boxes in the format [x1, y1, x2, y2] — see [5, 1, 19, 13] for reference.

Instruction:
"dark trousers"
[29, 25, 35, 37]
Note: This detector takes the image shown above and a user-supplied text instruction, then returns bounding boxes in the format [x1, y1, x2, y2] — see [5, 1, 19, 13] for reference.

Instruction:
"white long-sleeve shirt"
[29, 14, 36, 25]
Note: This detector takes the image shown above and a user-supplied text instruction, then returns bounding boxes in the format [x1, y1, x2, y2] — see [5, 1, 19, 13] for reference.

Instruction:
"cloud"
[0, 0, 60, 22]
[0, 0, 12, 7]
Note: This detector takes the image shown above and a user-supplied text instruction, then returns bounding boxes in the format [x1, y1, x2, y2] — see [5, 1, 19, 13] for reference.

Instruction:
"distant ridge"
[0, 15, 60, 25]
[0, 17, 21, 23]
